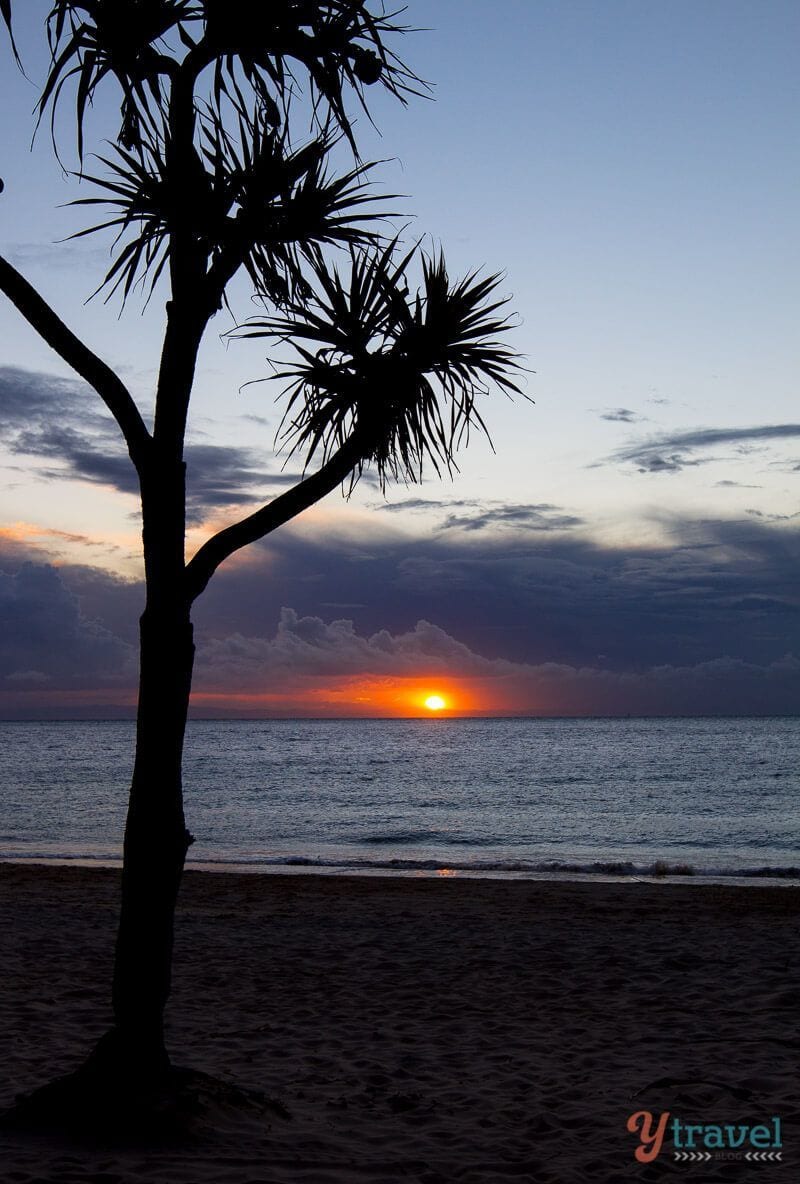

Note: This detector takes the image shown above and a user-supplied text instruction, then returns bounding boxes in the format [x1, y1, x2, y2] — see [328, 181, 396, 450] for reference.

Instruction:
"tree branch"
[0, 255, 151, 467]
[184, 431, 371, 603]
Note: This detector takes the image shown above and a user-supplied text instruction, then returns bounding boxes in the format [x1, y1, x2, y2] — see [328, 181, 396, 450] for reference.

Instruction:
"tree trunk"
[6, 590, 198, 1125]
[99, 605, 195, 1077]
[90, 455, 195, 1082]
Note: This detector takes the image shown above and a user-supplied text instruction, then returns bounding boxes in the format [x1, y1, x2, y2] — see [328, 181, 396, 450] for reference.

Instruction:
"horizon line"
[2, 712, 799, 723]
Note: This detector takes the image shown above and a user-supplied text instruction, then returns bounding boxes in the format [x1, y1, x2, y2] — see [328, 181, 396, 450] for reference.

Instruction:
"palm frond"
[37, 2, 423, 161]
[204, 1, 426, 149]
[68, 133, 175, 302]
[40, 1, 197, 158]
[241, 242, 526, 488]
[1, 0, 22, 67]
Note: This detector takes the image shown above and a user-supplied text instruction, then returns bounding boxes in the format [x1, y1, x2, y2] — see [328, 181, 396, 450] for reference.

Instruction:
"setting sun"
[424, 695, 447, 712]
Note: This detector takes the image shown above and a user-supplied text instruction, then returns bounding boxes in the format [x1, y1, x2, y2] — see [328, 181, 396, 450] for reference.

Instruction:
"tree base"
[2, 1036, 290, 1140]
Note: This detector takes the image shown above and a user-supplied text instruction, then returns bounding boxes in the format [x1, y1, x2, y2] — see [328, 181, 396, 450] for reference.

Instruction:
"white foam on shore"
[2, 852, 798, 887]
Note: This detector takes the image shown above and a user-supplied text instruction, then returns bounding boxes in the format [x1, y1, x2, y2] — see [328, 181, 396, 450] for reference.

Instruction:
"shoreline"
[2, 854, 798, 888]
[2, 863, 798, 1181]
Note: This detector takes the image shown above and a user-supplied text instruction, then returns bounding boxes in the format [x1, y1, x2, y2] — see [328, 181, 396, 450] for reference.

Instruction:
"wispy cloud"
[371, 496, 583, 535]
[609, 424, 800, 473]
[373, 497, 474, 514]
[440, 503, 584, 533]
[2, 242, 110, 272]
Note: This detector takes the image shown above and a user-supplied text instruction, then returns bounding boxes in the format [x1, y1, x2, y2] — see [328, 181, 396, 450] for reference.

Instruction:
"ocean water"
[1, 717, 798, 881]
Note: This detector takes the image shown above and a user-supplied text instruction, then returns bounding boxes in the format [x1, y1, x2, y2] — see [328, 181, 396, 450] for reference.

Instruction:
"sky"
[0, 0, 798, 717]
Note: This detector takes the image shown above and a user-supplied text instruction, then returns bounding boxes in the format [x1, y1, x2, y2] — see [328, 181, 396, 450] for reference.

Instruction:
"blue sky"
[0, 1, 798, 715]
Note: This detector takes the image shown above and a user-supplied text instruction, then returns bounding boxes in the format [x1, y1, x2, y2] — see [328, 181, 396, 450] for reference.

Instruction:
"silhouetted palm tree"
[0, 1, 523, 1110]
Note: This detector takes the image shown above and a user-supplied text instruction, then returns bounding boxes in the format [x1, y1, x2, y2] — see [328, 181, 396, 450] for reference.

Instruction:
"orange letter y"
[626, 1110, 671, 1163]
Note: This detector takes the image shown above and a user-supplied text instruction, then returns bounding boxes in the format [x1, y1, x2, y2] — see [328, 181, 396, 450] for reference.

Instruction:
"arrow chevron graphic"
[667, 1141, 781, 1160]
[673, 1148, 783, 1163]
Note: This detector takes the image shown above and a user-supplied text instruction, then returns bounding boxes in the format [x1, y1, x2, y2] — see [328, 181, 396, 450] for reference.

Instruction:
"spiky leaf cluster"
[71, 112, 392, 303]
[1, 3, 525, 497]
[245, 242, 525, 487]
[2, 1, 418, 305]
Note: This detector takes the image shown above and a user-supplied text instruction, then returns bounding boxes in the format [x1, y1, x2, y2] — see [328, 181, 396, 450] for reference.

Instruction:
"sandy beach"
[0, 864, 797, 1182]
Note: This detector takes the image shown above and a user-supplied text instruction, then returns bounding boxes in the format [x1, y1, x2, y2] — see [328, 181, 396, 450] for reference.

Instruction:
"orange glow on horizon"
[0, 674, 533, 718]
[188, 676, 490, 716]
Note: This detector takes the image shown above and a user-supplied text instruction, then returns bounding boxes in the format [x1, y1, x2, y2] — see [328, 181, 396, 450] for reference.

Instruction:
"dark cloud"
[598, 408, 640, 423]
[0, 562, 134, 687]
[745, 508, 800, 523]
[193, 610, 800, 717]
[198, 609, 493, 684]
[2, 506, 800, 714]
[0, 366, 298, 519]
[184, 446, 304, 515]
[635, 452, 709, 474]
[0, 366, 113, 435]
[440, 503, 584, 533]
[610, 424, 800, 474]
[61, 563, 144, 647]
[189, 514, 800, 681]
